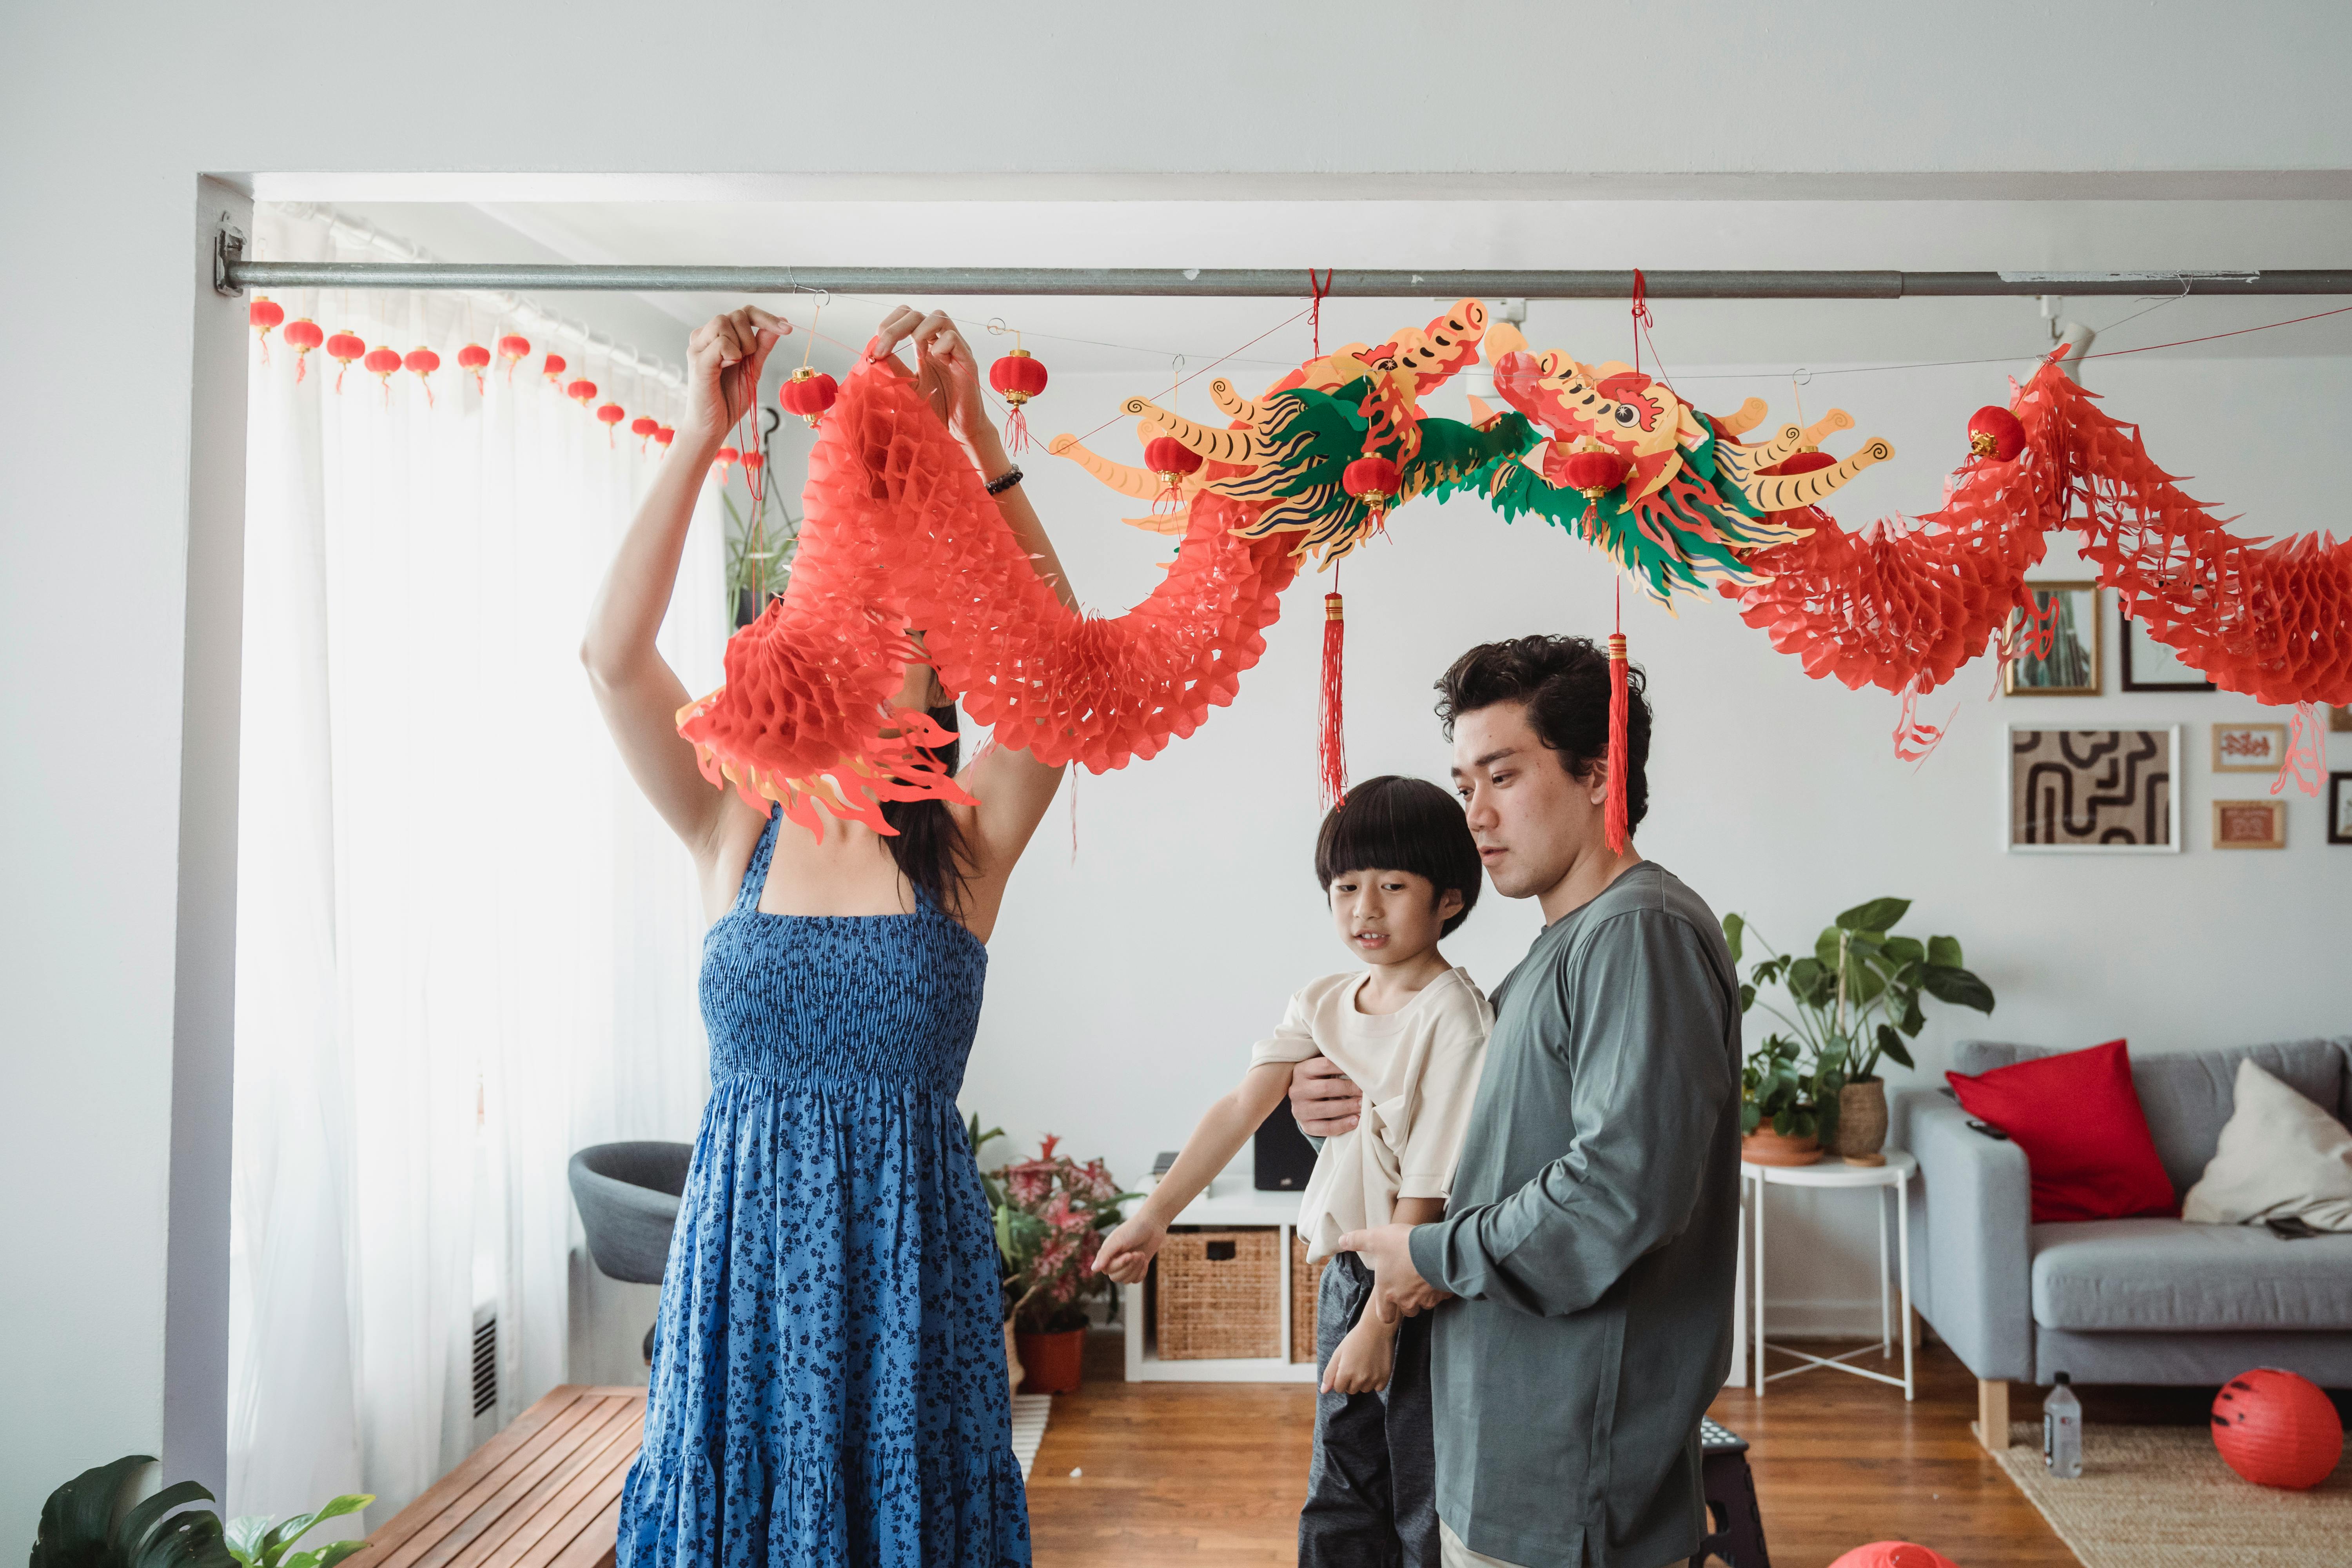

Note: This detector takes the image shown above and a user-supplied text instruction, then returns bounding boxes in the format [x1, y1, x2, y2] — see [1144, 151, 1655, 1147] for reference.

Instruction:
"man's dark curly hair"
[1433, 634, 1652, 835]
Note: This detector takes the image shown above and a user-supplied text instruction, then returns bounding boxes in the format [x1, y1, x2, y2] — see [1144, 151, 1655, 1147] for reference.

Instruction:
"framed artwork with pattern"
[2213, 799, 2286, 850]
[2005, 726, 2180, 853]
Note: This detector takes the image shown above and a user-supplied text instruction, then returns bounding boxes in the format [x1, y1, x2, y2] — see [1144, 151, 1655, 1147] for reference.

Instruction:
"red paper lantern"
[988, 347, 1049, 451]
[1559, 448, 1633, 500]
[248, 297, 284, 363]
[1343, 454, 1404, 518]
[457, 342, 492, 394]
[631, 414, 660, 452]
[780, 367, 840, 428]
[325, 330, 367, 394]
[1968, 404, 2026, 462]
[1144, 434, 1204, 513]
[497, 333, 532, 384]
[405, 347, 441, 408]
[653, 426, 675, 451]
[2212, 1368, 2343, 1489]
[362, 345, 402, 406]
[542, 352, 568, 385]
[566, 378, 598, 408]
[596, 402, 626, 445]
[284, 318, 324, 383]
[741, 450, 765, 477]
[713, 445, 740, 479]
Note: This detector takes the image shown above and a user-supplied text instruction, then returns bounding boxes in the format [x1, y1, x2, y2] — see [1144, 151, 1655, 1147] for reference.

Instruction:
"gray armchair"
[1893, 1036, 2352, 1450]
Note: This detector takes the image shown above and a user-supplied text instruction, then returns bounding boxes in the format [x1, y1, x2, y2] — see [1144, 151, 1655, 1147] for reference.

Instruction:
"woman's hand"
[682, 306, 789, 445]
[868, 306, 991, 450]
[1321, 1315, 1396, 1396]
[1091, 1214, 1169, 1286]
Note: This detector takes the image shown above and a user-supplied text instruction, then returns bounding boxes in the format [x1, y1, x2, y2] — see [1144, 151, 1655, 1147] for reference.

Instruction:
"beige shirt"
[1252, 967, 1493, 1262]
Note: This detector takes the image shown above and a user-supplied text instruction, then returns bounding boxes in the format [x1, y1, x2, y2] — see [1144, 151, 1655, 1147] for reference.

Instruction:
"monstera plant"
[1724, 897, 1994, 1161]
[30, 1455, 370, 1568]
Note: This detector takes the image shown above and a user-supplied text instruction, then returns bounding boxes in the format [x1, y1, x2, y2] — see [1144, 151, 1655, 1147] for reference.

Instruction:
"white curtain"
[229, 207, 722, 1527]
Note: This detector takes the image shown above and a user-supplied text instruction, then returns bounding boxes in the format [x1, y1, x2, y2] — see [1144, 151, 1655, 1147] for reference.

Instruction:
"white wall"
[963, 353, 2352, 1333]
[6, 0, 2352, 1544]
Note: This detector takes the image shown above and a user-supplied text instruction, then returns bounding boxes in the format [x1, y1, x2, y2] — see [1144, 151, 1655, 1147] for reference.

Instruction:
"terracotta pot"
[1002, 1322, 1023, 1391]
[1833, 1079, 1890, 1165]
[1741, 1124, 1825, 1167]
[1014, 1328, 1085, 1394]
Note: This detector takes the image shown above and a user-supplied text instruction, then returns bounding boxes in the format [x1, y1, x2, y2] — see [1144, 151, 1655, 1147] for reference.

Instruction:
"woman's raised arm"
[582, 306, 786, 862]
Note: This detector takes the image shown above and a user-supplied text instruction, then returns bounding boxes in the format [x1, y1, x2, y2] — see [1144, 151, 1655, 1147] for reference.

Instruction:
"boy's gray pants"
[1299, 1251, 1439, 1568]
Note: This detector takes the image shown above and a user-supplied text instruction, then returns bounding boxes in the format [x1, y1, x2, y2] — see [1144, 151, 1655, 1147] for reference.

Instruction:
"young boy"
[1093, 775, 1492, 1568]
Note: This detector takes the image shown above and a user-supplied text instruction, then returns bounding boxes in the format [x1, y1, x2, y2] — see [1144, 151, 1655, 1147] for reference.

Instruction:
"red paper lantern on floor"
[405, 347, 441, 408]
[1144, 435, 1203, 512]
[780, 367, 839, 428]
[498, 334, 532, 383]
[596, 402, 626, 444]
[457, 342, 492, 394]
[248, 297, 284, 363]
[1968, 404, 2027, 462]
[542, 353, 568, 386]
[284, 319, 324, 383]
[631, 415, 660, 452]
[1343, 454, 1405, 519]
[566, 377, 597, 408]
[325, 330, 367, 394]
[2212, 1368, 2343, 1490]
[1827, 1545, 1959, 1568]
[988, 347, 1049, 451]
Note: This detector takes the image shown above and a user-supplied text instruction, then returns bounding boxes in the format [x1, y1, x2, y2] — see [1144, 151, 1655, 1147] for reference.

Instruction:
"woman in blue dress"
[583, 304, 1071, 1567]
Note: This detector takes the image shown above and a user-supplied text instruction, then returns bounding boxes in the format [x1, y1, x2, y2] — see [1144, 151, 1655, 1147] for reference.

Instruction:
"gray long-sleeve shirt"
[1406, 861, 1741, 1568]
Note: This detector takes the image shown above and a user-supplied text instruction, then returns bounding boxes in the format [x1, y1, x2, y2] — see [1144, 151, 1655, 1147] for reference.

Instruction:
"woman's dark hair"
[1314, 775, 1483, 938]
[879, 702, 974, 916]
[1433, 634, 1651, 834]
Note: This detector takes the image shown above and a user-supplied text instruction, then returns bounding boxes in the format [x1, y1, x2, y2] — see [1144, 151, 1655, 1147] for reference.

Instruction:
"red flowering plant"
[968, 1118, 1137, 1333]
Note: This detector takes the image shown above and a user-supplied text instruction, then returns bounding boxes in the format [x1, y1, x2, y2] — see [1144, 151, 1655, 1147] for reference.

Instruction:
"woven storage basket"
[1155, 1227, 1280, 1360]
[1290, 1234, 1327, 1363]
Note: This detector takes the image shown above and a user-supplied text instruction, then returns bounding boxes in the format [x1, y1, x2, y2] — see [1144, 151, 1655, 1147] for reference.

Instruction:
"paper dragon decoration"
[678, 298, 2351, 839]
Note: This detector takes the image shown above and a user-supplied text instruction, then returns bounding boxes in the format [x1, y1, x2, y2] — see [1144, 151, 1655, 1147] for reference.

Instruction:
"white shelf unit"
[1120, 1184, 1321, 1383]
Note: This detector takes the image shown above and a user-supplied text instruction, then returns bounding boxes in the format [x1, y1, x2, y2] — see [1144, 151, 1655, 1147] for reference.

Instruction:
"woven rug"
[1010, 1393, 1053, 1479]
[1995, 1419, 2351, 1566]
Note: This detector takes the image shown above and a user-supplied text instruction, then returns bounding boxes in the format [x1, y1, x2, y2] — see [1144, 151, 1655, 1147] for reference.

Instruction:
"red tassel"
[1319, 592, 1348, 811]
[1004, 403, 1031, 454]
[1604, 632, 1630, 853]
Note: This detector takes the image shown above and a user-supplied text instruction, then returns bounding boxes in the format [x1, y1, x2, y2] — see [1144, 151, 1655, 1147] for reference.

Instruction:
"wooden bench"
[365, 1386, 647, 1568]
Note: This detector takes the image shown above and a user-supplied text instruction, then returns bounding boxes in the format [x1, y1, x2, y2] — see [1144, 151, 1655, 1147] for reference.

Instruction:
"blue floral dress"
[617, 806, 1030, 1568]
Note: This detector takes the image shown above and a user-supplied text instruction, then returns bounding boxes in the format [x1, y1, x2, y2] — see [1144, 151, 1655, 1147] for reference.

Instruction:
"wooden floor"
[1023, 1333, 2203, 1566]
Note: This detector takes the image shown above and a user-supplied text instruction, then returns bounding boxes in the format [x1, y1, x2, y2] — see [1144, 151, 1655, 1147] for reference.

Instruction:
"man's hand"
[1335, 1223, 1455, 1321]
[1290, 1054, 1364, 1138]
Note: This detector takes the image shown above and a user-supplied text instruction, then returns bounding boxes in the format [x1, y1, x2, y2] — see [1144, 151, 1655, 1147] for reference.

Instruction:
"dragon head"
[1489, 343, 1705, 502]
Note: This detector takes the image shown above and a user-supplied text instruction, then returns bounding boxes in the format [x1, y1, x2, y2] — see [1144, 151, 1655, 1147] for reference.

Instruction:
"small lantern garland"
[1143, 434, 1202, 513]
[597, 401, 626, 444]
[249, 297, 284, 363]
[566, 377, 598, 410]
[284, 319, 323, 383]
[326, 331, 367, 393]
[457, 342, 491, 394]
[542, 353, 567, 386]
[632, 415, 660, 452]
[404, 347, 441, 408]
[498, 334, 532, 384]
[987, 332, 1049, 452]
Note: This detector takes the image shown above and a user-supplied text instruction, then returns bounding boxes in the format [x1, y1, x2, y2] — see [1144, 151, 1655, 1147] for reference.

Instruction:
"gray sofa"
[1893, 1036, 2352, 1449]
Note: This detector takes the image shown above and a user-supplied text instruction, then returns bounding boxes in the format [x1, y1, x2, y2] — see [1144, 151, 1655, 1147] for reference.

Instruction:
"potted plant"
[971, 1125, 1136, 1394]
[1724, 898, 1995, 1165]
[31, 1455, 370, 1568]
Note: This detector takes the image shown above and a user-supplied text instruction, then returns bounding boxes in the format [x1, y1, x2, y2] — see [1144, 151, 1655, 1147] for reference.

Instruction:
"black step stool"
[1693, 1417, 1770, 1568]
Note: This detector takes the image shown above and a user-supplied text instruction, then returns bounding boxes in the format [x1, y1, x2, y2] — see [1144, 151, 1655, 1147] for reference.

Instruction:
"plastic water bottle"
[2043, 1372, 2083, 1479]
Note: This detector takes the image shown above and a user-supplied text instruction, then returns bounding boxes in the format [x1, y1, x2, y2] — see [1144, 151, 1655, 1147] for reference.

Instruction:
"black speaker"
[1254, 1100, 1319, 1191]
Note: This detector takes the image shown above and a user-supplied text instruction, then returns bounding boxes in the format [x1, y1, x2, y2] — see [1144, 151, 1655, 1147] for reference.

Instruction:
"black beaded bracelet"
[985, 466, 1024, 496]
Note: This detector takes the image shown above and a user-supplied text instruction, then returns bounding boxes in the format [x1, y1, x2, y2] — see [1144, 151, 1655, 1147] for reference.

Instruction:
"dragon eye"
[1612, 405, 1640, 426]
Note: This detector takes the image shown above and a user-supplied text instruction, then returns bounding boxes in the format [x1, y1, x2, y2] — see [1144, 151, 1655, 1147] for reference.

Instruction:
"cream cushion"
[2182, 1058, 2352, 1230]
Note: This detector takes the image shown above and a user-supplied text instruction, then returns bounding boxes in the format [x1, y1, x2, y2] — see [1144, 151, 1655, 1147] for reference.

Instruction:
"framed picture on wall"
[2330, 773, 2352, 846]
[2006, 726, 2179, 853]
[2118, 615, 2215, 691]
[2332, 706, 2352, 734]
[2004, 583, 2102, 695]
[2213, 722, 2289, 772]
[2214, 799, 2286, 850]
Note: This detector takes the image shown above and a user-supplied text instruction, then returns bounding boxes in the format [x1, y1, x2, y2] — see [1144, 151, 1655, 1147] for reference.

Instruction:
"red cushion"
[1946, 1040, 2178, 1223]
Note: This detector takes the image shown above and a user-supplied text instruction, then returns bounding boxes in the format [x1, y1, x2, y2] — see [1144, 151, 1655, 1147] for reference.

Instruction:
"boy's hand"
[1321, 1315, 1396, 1396]
[1091, 1215, 1168, 1285]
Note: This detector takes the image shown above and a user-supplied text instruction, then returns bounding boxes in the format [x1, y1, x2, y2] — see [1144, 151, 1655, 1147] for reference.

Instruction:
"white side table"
[1739, 1151, 1915, 1401]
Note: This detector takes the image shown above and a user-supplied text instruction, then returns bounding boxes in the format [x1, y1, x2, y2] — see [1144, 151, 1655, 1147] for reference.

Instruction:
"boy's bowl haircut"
[1315, 775, 1485, 937]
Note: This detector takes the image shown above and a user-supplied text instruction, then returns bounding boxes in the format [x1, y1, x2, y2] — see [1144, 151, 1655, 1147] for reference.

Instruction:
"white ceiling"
[331, 195, 2352, 385]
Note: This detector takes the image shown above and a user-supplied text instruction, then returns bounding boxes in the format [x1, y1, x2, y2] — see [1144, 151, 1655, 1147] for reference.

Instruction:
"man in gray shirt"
[1318, 633, 1743, 1568]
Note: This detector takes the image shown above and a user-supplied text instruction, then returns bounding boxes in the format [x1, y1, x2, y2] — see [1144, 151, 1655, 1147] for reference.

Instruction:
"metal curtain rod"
[222, 262, 2352, 299]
